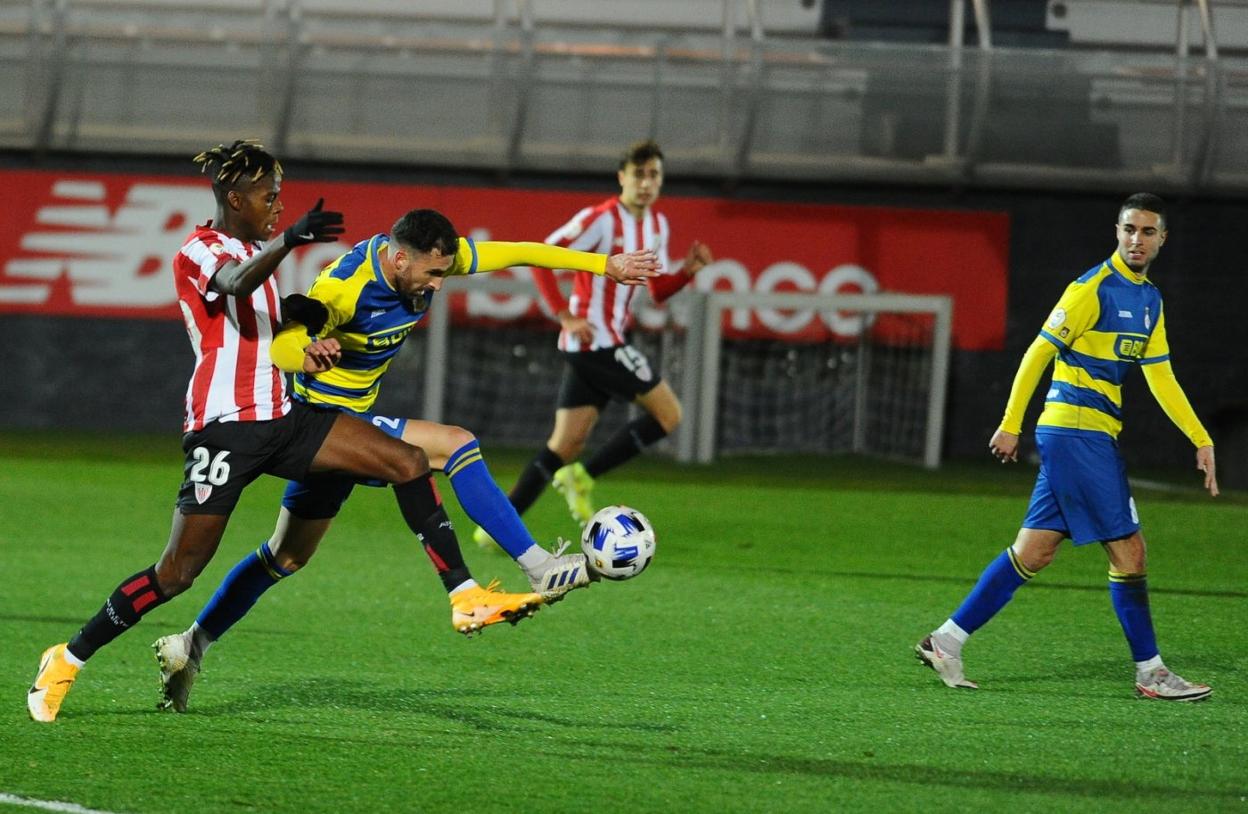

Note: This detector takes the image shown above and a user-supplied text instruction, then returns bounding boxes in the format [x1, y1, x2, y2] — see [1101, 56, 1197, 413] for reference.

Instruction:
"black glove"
[280, 293, 329, 334]
[282, 198, 345, 248]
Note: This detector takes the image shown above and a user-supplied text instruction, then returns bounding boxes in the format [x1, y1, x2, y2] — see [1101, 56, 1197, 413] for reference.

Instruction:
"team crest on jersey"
[1144, 307, 1151, 329]
[194, 483, 213, 504]
[1046, 307, 1066, 329]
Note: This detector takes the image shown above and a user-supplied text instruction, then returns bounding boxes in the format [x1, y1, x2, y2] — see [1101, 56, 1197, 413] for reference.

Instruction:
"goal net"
[693, 291, 951, 467]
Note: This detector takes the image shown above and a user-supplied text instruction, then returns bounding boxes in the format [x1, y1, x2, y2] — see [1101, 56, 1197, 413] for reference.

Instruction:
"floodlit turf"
[1, 433, 1245, 813]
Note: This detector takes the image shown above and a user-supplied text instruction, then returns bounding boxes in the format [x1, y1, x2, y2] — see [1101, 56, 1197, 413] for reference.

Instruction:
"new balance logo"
[1118, 310, 1133, 318]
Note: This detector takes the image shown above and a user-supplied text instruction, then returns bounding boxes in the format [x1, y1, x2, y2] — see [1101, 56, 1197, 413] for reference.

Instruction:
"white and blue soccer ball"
[581, 505, 656, 581]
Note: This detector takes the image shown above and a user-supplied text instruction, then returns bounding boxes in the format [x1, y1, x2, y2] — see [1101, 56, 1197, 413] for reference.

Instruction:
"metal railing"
[1, 0, 1245, 194]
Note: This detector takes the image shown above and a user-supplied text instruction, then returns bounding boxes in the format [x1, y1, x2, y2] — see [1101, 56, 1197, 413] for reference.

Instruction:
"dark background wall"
[1, 154, 1244, 483]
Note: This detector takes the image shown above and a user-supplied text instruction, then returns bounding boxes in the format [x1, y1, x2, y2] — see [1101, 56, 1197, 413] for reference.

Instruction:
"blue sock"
[950, 548, 1034, 635]
[1108, 572, 1158, 662]
[446, 440, 536, 559]
[196, 542, 291, 640]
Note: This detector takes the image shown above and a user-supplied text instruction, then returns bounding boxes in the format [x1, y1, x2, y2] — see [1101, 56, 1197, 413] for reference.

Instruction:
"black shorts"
[557, 344, 662, 410]
[175, 401, 339, 515]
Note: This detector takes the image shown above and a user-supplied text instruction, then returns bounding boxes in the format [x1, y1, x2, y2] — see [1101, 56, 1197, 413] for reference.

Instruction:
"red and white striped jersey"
[174, 225, 288, 432]
[531, 196, 692, 352]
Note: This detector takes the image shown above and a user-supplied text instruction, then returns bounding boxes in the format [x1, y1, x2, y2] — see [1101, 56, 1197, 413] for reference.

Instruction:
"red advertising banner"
[0, 169, 1008, 350]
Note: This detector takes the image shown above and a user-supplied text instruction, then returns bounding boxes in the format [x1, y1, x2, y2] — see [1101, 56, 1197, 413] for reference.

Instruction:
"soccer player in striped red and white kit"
[26, 140, 544, 722]
[479, 140, 713, 543]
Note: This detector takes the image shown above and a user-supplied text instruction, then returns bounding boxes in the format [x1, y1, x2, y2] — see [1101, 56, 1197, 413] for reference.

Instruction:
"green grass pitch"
[1, 432, 1245, 813]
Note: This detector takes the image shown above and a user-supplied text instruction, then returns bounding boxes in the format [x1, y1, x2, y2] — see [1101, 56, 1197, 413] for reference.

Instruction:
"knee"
[1114, 552, 1147, 575]
[551, 438, 584, 462]
[154, 562, 196, 598]
[658, 401, 682, 433]
[388, 443, 430, 483]
[445, 425, 477, 453]
[274, 551, 311, 573]
[1012, 540, 1057, 573]
[269, 539, 314, 573]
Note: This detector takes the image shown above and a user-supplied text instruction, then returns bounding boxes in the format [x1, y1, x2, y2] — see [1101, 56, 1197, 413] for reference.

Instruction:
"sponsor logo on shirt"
[1116, 336, 1146, 359]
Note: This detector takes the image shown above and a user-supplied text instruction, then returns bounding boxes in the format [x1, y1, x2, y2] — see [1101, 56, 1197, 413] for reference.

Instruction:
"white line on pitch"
[0, 792, 128, 814]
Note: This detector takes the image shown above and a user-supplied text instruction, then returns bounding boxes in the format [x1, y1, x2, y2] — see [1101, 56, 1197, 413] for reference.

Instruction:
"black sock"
[67, 565, 168, 661]
[394, 474, 471, 593]
[584, 415, 667, 478]
[508, 447, 565, 515]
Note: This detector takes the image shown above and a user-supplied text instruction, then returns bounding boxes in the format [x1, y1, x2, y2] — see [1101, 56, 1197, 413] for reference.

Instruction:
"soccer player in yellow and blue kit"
[916, 193, 1219, 701]
[152, 208, 659, 712]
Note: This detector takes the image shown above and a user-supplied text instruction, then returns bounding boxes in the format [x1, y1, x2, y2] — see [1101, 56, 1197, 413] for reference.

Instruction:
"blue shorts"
[281, 409, 409, 520]
[1021, 430, 1139, 545]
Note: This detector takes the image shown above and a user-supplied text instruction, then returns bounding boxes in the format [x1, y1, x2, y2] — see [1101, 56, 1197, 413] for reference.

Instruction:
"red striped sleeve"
[647, 269, 692, 304]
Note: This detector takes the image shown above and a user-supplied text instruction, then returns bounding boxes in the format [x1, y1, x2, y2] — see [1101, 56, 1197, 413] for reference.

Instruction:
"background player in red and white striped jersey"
[27, 140, 544, 723]
[480, 140, 713, 540]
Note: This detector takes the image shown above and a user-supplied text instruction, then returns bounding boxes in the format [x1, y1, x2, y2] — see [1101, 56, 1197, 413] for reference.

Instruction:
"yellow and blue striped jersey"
[292, 233, 481, 412]
[1034, 252, 1168, 439]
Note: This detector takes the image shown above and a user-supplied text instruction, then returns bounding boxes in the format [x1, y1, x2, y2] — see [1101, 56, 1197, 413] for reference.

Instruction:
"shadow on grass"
[194, 678, 679, 735]
[542, 740, 1243, 803]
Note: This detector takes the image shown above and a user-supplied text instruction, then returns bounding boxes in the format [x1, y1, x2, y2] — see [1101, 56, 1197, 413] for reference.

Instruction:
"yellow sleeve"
[448, 238, 608, 276]
[272, 273, 350, 373]
[1000, 335, 1060, 434]
[305, 275, 353, 334]
[1039, 278, 1100, 348]
[1141, 361, 1213, 448]
[1141, 308, 1170, 363]
[270, 325, 311, 373]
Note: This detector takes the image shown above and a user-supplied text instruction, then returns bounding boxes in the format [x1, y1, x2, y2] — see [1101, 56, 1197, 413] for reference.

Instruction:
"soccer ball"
[581, 505, 656, 581]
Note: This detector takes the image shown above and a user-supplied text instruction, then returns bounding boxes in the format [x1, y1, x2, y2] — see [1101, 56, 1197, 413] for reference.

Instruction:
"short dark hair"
[193, 139, 282, 203]
[1119, 192, 1167, 229]
[619, 139, 664, 170]
[391, 209, 459, 257]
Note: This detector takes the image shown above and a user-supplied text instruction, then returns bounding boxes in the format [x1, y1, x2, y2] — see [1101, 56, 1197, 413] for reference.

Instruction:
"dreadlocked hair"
[193, 139, 283, 191]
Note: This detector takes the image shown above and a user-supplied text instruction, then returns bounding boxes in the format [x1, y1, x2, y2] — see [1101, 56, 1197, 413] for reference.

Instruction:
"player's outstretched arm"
[471, 241, 658, 285]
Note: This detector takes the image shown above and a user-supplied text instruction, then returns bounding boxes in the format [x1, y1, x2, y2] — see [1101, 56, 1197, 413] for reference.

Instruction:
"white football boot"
[1134, 666, 1212, 702]
[914, 634, 978, 689]
[526, 539, 595, 604]
[154, 629, 201, 713]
